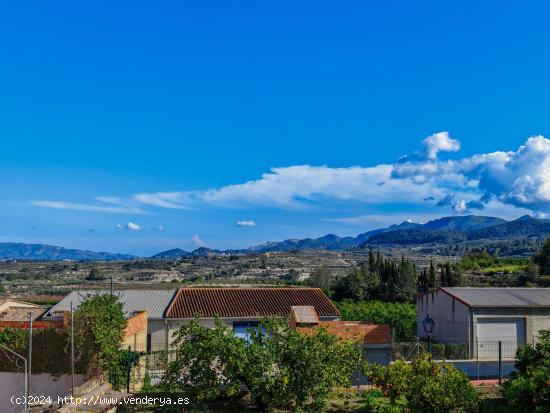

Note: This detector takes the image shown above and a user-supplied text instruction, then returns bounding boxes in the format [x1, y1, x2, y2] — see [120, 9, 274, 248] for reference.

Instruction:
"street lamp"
[423, 314, 435, 354]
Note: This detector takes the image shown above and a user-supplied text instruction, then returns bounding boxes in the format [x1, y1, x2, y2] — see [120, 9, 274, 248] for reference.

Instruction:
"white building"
[417, 287, 550, 358]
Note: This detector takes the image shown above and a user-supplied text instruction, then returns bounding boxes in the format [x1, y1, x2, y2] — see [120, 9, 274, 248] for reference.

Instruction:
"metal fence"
[392, 338, 522, 380]
[112, 336, 529, 392]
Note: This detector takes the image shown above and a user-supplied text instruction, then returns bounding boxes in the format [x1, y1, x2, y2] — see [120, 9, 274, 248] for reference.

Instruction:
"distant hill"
[152, 246, 225, 258]
[4, 214, 544, 261]
[0, 242, 136, 261]
[248, 215, 510, 252]
[362, 215, 550, 247]
[151, 248, 190, 258]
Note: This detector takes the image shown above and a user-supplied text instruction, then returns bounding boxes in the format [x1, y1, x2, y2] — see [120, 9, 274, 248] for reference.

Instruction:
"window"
[233, 321, 260, 341]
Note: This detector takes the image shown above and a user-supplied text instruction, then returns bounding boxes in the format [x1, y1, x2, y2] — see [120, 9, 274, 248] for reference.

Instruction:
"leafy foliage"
[0, 327, 84, 375]
[162, 318, 244, 399]
[162, 318, 362, 411]
[74, 293, 127, 377]
[365, 354, 479, 413]
[502, 329, 550, 412]
[534, 236, 550, 276]
[332, 251, 418, 303]
[336, 300, 416, 340]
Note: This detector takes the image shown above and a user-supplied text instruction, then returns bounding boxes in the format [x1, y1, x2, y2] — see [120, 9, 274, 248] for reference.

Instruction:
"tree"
[364, 354, 479, 412]
[336, 300, 416, 340]
[162, 319, 245, 400]
[163, 318, 362, 411]
[74, 294, 127, 378]
[428, 259, 436, 289]
[308, 265, 332, 291]
[332, 265, 379, 301]
[388, 255, 417, 302]
[503, 329, 550, 412]
[418, 268, 429, 293]
[441, 262, 462, 287]
[534, 236, 550, 275]
[526, 262, 540, 283]
[244, 320, 361, 411]
[86, 266, 104, 281]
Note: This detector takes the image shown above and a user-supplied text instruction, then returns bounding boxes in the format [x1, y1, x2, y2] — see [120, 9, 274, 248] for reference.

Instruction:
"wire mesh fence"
[392, 338, 521, 380]
[110, 336, 528, 392]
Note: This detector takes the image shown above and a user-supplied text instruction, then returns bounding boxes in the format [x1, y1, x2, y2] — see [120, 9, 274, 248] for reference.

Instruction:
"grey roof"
[44, 290, 176, 319]
[441, 287, 550, 308]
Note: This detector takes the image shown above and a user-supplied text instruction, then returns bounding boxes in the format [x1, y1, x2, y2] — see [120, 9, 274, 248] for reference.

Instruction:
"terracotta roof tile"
[166, 287, 340, 318]
[297, 321, 392, 344]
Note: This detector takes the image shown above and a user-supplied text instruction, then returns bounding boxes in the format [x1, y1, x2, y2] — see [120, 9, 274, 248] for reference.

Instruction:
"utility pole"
[28, 312, 33, 397]
[110, 276, 114, 295]
[71, 301, 75, 396]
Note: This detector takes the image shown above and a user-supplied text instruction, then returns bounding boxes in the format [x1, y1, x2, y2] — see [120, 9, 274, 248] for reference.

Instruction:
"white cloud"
[30, 132, 550, 218]
[191, 234, 205, 248]
[116, 222, 141, 231]
[31, 200, 142, 214]
[422, 131, 461, 160]
[324, 213, 437, 227]
[133, 192, 193, 209]
[236, 220, 256, 227]
[133, 164, 437, 210]
[453, 200, 467, 213]
[393, 135, 550, 213]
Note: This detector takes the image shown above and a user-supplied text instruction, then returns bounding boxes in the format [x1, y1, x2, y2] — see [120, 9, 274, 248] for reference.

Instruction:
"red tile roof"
[297, 321, 392, 344]
[166, 287, 340, 319]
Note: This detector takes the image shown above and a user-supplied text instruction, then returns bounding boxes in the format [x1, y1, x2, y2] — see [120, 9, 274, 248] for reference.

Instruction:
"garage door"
[476, 318, 525, 359]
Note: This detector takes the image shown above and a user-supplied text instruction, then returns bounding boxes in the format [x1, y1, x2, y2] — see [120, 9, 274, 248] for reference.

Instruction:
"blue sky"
[2, 1, 550, 255]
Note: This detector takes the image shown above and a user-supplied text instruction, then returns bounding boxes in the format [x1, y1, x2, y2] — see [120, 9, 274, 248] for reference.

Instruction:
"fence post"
[127, 346, 131, 393]
[476, 343, 479, 381]
[498, 340, 502, 385]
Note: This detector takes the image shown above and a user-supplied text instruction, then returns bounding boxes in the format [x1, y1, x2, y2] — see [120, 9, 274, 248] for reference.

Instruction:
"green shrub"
[162, 318, 362, 411]
[335, 300, 416, 340]
[365, 354, 479, 412]
[362, 389, 407, 413]
[502, 329, 550, 412]
[431, 342, 446, 359]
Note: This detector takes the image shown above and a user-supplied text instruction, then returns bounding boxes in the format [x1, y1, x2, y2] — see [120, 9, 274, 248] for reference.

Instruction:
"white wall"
[416, 290, 470, 343]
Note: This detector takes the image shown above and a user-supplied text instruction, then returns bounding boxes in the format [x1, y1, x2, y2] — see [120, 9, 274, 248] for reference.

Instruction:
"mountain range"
[1, 215, 549, 260]
[0, 242, 136, 261]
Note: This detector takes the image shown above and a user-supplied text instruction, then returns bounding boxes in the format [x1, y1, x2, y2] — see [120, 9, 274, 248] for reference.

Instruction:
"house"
[42, 290, 175, 350]
[290, 305, 392, 365]
[417, 287, 550, 358]
[164, 287, 340, 343]
[0, 299, 51, 329]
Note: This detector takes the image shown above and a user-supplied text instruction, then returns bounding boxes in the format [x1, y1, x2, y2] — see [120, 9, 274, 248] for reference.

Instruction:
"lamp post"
[423, 314, 435, 354]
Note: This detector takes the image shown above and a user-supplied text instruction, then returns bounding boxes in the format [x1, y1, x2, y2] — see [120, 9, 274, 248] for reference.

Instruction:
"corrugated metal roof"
[441, 287, 550, 307]
[44, 290, 176, 319]
[166, 288, 340, 318]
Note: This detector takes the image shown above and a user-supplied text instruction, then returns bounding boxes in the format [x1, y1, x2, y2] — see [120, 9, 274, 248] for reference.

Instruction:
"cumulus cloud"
[116, 222, 141, 231]
[422, 131, 461, 160]
[393, 135, 550, 213]
[30, 132, 550, 218]
[192, 234, 205, 248]
[453, 200, 467, 213]
[133, 164, 437, 210]
[236, 220, 256, 227]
